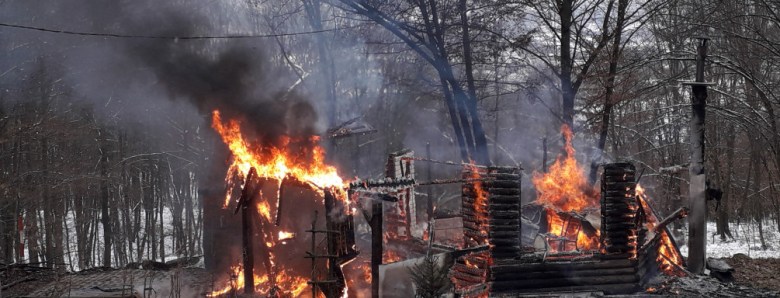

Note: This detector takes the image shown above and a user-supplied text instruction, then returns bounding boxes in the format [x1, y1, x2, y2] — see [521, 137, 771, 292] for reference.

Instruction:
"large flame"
[212, 110, 344, 208]
[532, 125, 598, 212]
[532, 125, 599, 251]
[209, 109, 358, 297]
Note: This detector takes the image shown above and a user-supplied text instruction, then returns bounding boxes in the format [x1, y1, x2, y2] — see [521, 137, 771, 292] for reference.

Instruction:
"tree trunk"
[559, 0, 574, 128]
[99, 132, 112, 268]
[590, 0, 627, 183]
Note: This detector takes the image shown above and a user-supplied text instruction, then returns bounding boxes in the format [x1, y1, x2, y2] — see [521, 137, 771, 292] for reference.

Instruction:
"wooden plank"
[490, 274, 639, 290]
[491, 267, 637, 281]
[490, 258, 636, 273]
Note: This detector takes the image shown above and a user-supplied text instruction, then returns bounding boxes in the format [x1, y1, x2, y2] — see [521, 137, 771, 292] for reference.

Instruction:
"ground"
[4, 220, 780, 297]
[722, 254, 780, 292]
[1, 266, 211, 297]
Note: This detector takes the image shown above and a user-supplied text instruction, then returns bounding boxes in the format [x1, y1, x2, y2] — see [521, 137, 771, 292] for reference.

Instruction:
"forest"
[1, 0, 780, 297]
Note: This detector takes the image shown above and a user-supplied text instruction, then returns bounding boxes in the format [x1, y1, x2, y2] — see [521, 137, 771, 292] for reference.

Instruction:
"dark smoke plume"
[123, 10, 319, 148]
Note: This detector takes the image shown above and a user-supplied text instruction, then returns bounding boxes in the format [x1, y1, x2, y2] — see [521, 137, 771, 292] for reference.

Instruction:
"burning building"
[449, 125, 686, 296]
[202, 115, 686, 297]
[204, 110, 359, 297]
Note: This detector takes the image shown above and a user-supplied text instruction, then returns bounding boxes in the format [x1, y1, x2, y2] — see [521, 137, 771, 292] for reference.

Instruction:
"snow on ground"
[20, 207, 196, 272]
[679, 221, 780, 259]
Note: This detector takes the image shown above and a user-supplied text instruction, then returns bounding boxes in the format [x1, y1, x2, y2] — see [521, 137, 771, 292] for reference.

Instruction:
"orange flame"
[207, 266, 308, 297]
[532, 125, 599, 251]
[636, 184, 685, 276]
[209, 109, 354, 297]
[212, 110, 344, 203]
[465, 163, 489, 246]
[278, 231, 295, 241]
[532, 125, 598, 212]
[383, 249, 402, 263]
[257, 200, 272, 221]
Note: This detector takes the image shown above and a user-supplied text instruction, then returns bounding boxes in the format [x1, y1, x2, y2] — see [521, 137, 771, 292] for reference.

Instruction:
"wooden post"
[426, 143, 434, 225]
[370, 201, 383, 298]
[237, 168, 257, 294]
[687, 37, 709, 274]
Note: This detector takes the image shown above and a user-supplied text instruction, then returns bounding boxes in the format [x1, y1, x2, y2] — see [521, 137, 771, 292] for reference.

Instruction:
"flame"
[532, 125, 598, 212]
[465, 163, 489, 246]
[533, 125, 599, 252]
[383, 249, 402, 263]
[646, 287, 657, 293]
[636, 184, 685, 276]
[257, 200, 272, 221]
[278, 231, 295, 241]
[545, 211, 599, 252]
[212, 110, 344, 199]
[207, 266, 308, 297]
[209, 109, 355, 297]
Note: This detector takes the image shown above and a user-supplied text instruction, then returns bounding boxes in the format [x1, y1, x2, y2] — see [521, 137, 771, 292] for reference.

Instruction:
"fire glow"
[530, 125, 684, 276]
[636, 185, 685, 276]
[208, 109, 357, 297]
[532, 125, 600, 251]
[212, 110, 344, 208]
[466, 163, 489, 246]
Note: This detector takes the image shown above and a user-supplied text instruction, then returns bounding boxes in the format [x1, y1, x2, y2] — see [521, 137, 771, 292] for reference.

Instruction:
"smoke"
[118, 9, 319, 150]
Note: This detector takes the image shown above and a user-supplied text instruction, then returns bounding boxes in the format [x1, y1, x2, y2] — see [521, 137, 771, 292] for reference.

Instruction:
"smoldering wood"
[319, 188, 356, 298]
[654, 207, 690, 233]
[370, 201, 382, 298]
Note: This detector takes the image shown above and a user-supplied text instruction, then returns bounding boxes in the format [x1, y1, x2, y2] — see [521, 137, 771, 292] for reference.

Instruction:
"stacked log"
[601, 163, 638, 256]
[486, 166, 522, 259]
[489, 258, 639, 294]
[462, 166, 488, 247]
[451, 250, 490, 297]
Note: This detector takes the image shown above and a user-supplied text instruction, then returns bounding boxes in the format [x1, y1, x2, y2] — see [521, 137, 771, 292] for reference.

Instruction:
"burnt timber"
[449, 162, 676, 296]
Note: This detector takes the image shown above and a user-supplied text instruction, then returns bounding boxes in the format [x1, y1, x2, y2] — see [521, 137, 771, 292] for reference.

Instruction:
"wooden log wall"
[486, 166, 522, 260]
[601, 163, 638, 256]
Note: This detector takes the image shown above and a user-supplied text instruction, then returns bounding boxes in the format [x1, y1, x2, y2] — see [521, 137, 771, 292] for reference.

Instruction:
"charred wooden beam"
[348, 177, 416, 191]
[237, 168, 257, 294]
[370, 201, 382, 298]
[654, 207, 689, 233]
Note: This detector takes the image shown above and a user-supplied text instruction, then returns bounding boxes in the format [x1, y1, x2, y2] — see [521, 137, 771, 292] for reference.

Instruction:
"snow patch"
[679, 221, 780, 259]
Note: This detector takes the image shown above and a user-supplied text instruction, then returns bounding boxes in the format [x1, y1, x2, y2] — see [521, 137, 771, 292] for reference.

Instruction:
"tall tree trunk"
[302, 0, 338, 158]
[559, 0, 574, 128]
[458, 0, 490, 165]
[26, 207, 40, 264]
[590, 0, 627, 183]
[99, 131, 112, 268]
[158, 167, 166, 262]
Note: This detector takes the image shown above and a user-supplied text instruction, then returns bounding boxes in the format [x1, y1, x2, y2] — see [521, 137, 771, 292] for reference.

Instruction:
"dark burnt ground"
[722, 254, 780, 292]
[639, 254, 780, 297]
[1, 264, 59, 297]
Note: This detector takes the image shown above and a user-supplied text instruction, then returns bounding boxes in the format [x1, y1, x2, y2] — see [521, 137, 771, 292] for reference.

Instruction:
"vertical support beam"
[370, 201, 383, 298]
[687, 37, 709, 274]
[426, 143, 434, 225]
[310, 211, 318, 298]
[238, 168, 257, 294]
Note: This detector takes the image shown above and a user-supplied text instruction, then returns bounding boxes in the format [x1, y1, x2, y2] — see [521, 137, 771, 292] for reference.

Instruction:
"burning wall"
[449, 125, 687, 296]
